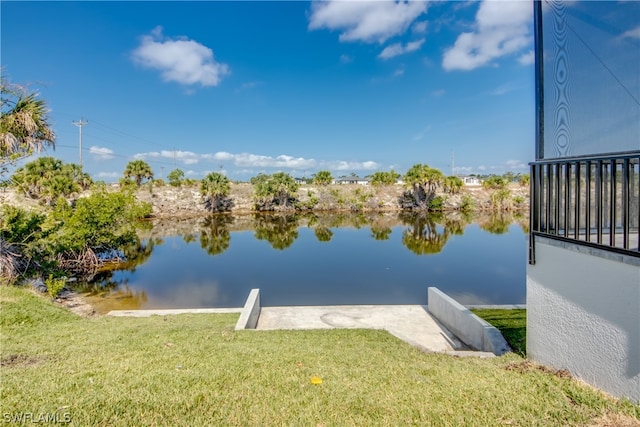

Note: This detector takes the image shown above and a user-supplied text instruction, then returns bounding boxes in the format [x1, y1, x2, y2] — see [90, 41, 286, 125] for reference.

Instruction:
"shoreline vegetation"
[1, 180, 530, 219]
[1, 158, 529, 284]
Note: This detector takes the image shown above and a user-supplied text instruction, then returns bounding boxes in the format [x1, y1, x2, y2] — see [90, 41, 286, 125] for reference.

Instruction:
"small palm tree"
[201, 172, 232, 212]
[124, 160, 153, 186]
[313, 170, 333, 186]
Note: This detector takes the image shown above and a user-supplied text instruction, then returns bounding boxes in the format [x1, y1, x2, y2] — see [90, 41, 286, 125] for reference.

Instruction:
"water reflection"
[78, 211, 529, 311]
[400, 212, 450, 255]
[199, 215, 233, 256]
[253, 214, 300, 250]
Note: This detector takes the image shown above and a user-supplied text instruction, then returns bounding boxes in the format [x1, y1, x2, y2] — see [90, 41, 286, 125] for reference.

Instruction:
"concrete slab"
[256, 304, 466, 353]
[107, 308, 242, 317]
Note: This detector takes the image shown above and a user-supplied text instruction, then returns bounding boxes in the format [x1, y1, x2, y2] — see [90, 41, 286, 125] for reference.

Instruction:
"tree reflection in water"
[400, 212, 451, 255]
[199, 215, 234, 256]
[478, 213, 515, 235]
[314, 226, 333, 242]
[253, 214, 300, 250]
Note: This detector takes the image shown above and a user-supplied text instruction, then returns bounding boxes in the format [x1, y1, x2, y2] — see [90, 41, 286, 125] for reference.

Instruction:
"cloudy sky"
[3, 1, 536, 181]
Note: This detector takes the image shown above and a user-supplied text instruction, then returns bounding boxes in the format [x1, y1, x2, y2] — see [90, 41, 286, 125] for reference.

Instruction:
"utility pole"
[72, 118, 88, 167]
[451, 151, 455, 177]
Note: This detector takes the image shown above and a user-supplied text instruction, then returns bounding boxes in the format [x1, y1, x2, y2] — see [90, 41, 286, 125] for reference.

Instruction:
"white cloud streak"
[308, 0, 428, 43]
[89, 146, 115, 160]
[442, 0, 532, 71]
[133, 150, 380, 171]
[518, 50, 534, 65]
[95, 171, 120, 179]
[379, 38, 425, 60]
[131, 26, 230, 87]
[621, 26, 640, 40]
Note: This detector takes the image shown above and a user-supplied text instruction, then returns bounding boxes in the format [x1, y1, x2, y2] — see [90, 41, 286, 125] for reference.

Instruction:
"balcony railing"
[530, 153, 640, 263]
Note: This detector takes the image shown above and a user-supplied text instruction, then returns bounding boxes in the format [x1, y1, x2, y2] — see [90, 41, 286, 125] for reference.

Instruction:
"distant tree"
[482, 175, 508, 190]
[167, 168, 185, 187]
[370, 170, 400, 186]
[11, 157, 92, 204]
[200, 172, 232, 212]
[124, 160, 153, 186]
[252, 172, 299, 210]
[443, 176, 464, 194]
[313, 170, 333, 186]
[1, 76, 55, 175]
[403, 164, 444, 208]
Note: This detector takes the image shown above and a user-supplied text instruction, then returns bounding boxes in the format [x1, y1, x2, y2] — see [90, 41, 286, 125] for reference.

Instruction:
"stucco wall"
[527, 237, 640, 402]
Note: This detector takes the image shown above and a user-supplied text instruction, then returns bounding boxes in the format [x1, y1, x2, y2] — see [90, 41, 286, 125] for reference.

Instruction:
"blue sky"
[2, 0, 535, 182]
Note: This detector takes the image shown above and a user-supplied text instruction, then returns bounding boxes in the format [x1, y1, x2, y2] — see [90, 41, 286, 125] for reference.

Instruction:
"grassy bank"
[1, 286, 638, 426]
[472, 309, 527, 356]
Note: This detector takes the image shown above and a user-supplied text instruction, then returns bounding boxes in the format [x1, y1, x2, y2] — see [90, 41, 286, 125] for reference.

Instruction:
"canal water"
[76, 212, 529, 313]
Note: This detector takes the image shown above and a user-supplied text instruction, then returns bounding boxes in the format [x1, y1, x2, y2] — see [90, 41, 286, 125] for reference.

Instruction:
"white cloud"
[442, 0, 533, 71]
[412, 21, 428, 34]
[325, 160, 379, 171]
[95, 171, 120, 179]
[131, 26, 230, 87]
[393, 67, 405, 77]
[489, 81, 518, 96]
[505, 159, 527, 170]
[133, 149, 379, 172]
[340, 54, 354, 64]
[308, 0, 428, 43]
[431, 89, 446, 97]
[134, 149, 201, 165]
[518, 50, 534, 65]
[621, 26, 640, 40]
[89, 146, 115, 160]
[379, 38, 425, 60]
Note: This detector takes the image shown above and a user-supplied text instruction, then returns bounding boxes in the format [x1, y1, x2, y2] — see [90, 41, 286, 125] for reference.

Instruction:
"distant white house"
[335, 176, 369, 185]
[461, 176, 481, 186]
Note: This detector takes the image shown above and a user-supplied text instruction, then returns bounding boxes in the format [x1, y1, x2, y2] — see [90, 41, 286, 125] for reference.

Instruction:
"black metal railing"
[530, 152, 640, 263]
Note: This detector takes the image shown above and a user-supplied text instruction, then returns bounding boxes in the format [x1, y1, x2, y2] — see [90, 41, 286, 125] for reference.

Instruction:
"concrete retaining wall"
[235, 289, 261, 330]
[427, 287, 510, 355]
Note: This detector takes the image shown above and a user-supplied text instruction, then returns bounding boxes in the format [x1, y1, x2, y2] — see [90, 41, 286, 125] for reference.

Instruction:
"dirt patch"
[0, 353, 49, 368]
[505, 360, 572, 379]
[587, 413, 640, 427]
[54, 289, 96, 318]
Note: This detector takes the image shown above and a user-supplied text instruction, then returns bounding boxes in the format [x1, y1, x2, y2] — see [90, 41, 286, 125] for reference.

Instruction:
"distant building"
[335, 176, 369, 185]
[460, 176, 481, 186]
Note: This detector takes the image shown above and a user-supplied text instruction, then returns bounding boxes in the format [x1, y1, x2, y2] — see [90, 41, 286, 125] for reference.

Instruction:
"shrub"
[45, 275, 66, 299]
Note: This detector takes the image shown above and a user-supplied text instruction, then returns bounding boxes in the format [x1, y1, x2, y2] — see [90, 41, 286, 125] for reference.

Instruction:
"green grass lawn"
[471, 309, 527, 356]
[1, 286, 638, 426]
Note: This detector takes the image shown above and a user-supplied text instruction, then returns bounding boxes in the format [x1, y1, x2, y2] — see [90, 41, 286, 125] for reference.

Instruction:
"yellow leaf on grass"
[310, 376, 322, 385]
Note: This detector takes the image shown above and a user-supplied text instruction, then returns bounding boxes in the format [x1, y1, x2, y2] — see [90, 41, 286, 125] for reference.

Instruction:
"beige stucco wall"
[527, 237, 640, 402]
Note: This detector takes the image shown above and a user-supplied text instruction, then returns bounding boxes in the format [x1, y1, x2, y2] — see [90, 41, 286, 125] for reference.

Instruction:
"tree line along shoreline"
[1, 78, 529, 286]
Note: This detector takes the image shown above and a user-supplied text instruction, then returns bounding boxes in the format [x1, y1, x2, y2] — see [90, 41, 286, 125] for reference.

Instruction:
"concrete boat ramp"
[257, 304, 464, 353]
[108, 287, 513, 357]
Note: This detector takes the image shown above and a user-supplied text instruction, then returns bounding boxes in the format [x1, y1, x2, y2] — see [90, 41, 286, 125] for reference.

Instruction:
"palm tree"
[200, 172, 232, 212]
[404, 164, 444, 207]
[313, 170, 333, 186]
[124, 160, 153, 186]
[1, 77, 55, 172]
[443, 176, 463, 194]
